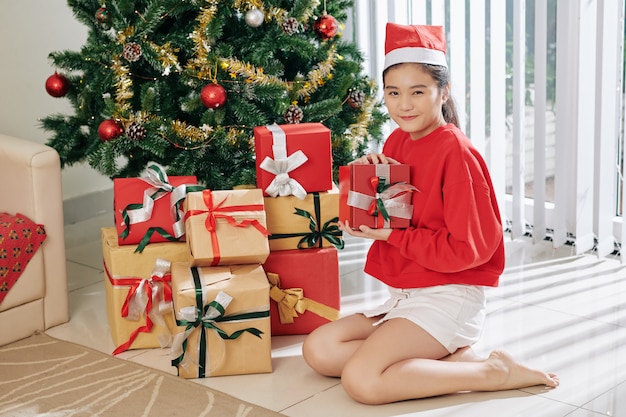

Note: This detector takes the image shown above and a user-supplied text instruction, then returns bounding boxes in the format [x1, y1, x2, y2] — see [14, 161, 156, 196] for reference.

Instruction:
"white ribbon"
[123, 162, 191, 238]
[259, 124, 308, 199]
[347, 181, 417, 227]
[171, 291, 233, 375]
[124, 258, 173, 348]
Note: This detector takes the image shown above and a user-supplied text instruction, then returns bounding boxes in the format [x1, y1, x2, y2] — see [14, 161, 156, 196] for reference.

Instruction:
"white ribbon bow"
[259, 124, 308, 200]
[171, 291, 233, 375]
[123, 162, 189, 238]
[125, 258, 173, 348]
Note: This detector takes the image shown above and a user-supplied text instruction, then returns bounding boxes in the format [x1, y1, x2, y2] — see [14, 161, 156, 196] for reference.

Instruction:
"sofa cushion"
[0, 212, 47, 305]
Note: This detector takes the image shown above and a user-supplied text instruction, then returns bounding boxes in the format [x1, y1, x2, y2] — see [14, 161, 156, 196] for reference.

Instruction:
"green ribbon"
[133, 227, 181, 253]
[268, 192, 344, 250]
[123, 184, 205, 253]
[372, 176, 392, 222]
[171, 267, 268, 378]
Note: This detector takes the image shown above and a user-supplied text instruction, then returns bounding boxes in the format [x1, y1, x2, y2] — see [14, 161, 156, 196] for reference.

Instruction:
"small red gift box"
[262, 248, 340, 335]
[339, 164, 416, 229]
[254, 123, 333, 198]
[114, 164, 199, 249]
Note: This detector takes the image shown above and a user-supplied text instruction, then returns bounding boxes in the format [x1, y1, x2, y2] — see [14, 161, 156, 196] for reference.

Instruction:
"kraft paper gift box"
[339, 164, 417, 229]
[264, 184, 344, 251]
[254, 123, 333, 199]
[170, 263, 272, 378]
[101, 227, 189, 354]
[184, 188, 270, 267]
[262, 248, 340, 335]
[114, 163, 202, 251]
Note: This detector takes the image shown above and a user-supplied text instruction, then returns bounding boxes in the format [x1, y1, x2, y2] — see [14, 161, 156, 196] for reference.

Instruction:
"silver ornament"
[245, 8, 264, 27]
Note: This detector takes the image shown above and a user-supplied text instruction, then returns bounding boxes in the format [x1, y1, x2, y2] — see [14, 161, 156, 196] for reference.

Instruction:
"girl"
[302, 22, 559, 405]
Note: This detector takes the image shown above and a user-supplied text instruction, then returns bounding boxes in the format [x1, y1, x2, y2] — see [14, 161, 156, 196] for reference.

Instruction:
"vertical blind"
[346, 0, 626, 261]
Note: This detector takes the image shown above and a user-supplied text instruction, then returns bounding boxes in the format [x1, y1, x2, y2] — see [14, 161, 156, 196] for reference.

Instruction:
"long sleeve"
[363, 125, 505, 289]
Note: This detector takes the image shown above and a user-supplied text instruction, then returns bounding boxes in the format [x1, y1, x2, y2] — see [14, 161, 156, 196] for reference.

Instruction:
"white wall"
[0, 1, 113, 202]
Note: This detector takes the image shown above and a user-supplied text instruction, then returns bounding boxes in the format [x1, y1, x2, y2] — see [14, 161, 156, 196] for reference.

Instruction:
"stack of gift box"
[101, 122, 347, 379]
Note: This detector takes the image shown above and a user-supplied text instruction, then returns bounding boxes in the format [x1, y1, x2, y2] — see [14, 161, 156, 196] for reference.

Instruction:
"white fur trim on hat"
[384, 47, 448, 70]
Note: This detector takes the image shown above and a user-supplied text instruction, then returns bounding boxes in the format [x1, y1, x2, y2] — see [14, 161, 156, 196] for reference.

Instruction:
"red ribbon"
[184, 190, 269, 266]
[104, 262, 172, 355]
[366, 177, 379, 214]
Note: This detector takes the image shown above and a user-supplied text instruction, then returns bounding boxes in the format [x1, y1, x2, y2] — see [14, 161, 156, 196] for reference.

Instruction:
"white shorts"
[360, 284, 486, 353]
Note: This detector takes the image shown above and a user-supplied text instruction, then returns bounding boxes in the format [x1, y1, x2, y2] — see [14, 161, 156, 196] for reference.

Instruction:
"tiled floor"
[47, 213, 626, 416]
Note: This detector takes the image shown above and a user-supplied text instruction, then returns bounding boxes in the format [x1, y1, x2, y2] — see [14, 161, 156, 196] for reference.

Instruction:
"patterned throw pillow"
[0, 213, 47, 305]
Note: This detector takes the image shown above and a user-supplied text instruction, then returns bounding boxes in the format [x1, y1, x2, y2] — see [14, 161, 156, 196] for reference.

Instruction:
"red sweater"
[364, 124, 505, 289]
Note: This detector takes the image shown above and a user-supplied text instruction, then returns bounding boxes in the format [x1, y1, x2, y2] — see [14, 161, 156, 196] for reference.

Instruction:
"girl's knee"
[341, 361, 385, 405]
[302, 331, 335, 376]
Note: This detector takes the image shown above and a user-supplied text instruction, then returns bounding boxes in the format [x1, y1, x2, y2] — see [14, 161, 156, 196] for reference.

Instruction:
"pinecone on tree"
[41, 0, 387, 190]
[284, 104, 304, 124]
[282, 17, 299, 35]
[126, 122, 147, 140]
[347, 89, 365, 109]
[122, 42, 142, 62]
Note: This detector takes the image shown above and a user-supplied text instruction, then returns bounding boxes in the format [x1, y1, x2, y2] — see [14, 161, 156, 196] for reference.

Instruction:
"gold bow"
[266, 272, 339, 324]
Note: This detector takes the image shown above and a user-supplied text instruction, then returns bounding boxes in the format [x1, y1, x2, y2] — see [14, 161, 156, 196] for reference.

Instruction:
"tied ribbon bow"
[106, 258, 174, 355]
[259, 124, 308, 199]
[267, 273, 339, 324]
[268, 192, 344, 249]
[347, 176, 417, 228]
[184, 190, 269, 266]
[171, 268, 269, 378]
[120, 162, 204, 253]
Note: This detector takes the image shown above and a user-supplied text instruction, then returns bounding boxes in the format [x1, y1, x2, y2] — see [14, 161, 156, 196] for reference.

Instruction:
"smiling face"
[383, 63, 449, 140]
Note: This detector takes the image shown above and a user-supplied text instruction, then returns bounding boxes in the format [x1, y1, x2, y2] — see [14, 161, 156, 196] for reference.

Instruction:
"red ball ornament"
[314, 13, 338, 40]
[45, 72, 70, 98]
[200, 83, 227, 109]
[98, 119, 124, 142]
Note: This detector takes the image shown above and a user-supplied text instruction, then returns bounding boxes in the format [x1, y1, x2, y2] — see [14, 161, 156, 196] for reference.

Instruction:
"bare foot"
[443, 346, 482, 362]
[486, 350, 559, 390]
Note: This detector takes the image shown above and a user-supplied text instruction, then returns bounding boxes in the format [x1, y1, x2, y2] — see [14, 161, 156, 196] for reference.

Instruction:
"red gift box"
[114, 164, 199, 249]
[339, 164, 416, 229]
[262, 248, 340, 335]
[254, 123, 333, 198]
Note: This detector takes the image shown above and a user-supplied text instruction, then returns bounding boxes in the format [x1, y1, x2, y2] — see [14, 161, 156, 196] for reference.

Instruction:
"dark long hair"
[383, 63, 460, 128]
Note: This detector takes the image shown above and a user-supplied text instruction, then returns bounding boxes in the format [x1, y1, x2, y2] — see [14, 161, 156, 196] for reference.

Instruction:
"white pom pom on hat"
[383, 23, 448, 70]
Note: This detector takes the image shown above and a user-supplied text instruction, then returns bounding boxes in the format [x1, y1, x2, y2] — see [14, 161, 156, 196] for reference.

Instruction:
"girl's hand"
[349, 153, 400, 165]
[338, 220, 393, 241]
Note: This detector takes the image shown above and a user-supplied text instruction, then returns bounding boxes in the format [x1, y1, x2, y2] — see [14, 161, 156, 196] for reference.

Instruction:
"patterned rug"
[0, 332, 284, 417]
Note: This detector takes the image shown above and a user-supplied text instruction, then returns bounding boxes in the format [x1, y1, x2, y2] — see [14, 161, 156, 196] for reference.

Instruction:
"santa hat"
[383, 23, 448, 71]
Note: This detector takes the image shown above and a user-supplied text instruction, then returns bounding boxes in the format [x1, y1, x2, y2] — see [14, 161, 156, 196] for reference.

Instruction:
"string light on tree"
[45, 72, 70, 98]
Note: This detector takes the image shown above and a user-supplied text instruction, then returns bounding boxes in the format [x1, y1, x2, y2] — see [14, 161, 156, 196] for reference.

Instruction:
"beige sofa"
[0, 134, 69, 346]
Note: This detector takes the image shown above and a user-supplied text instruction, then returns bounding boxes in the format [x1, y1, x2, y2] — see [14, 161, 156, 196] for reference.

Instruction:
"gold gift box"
[101, 227, 188, 351]
[184, 189, 270, 266]
[170, 262, 272, 378]
[263, 185, 342, 251]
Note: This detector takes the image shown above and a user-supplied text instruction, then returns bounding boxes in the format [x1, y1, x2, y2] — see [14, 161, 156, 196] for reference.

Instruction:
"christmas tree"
[41, 0, 386, 190]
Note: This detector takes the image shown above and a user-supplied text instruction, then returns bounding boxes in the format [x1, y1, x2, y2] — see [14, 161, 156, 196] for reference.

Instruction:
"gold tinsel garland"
[106, 0, 358, 150]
